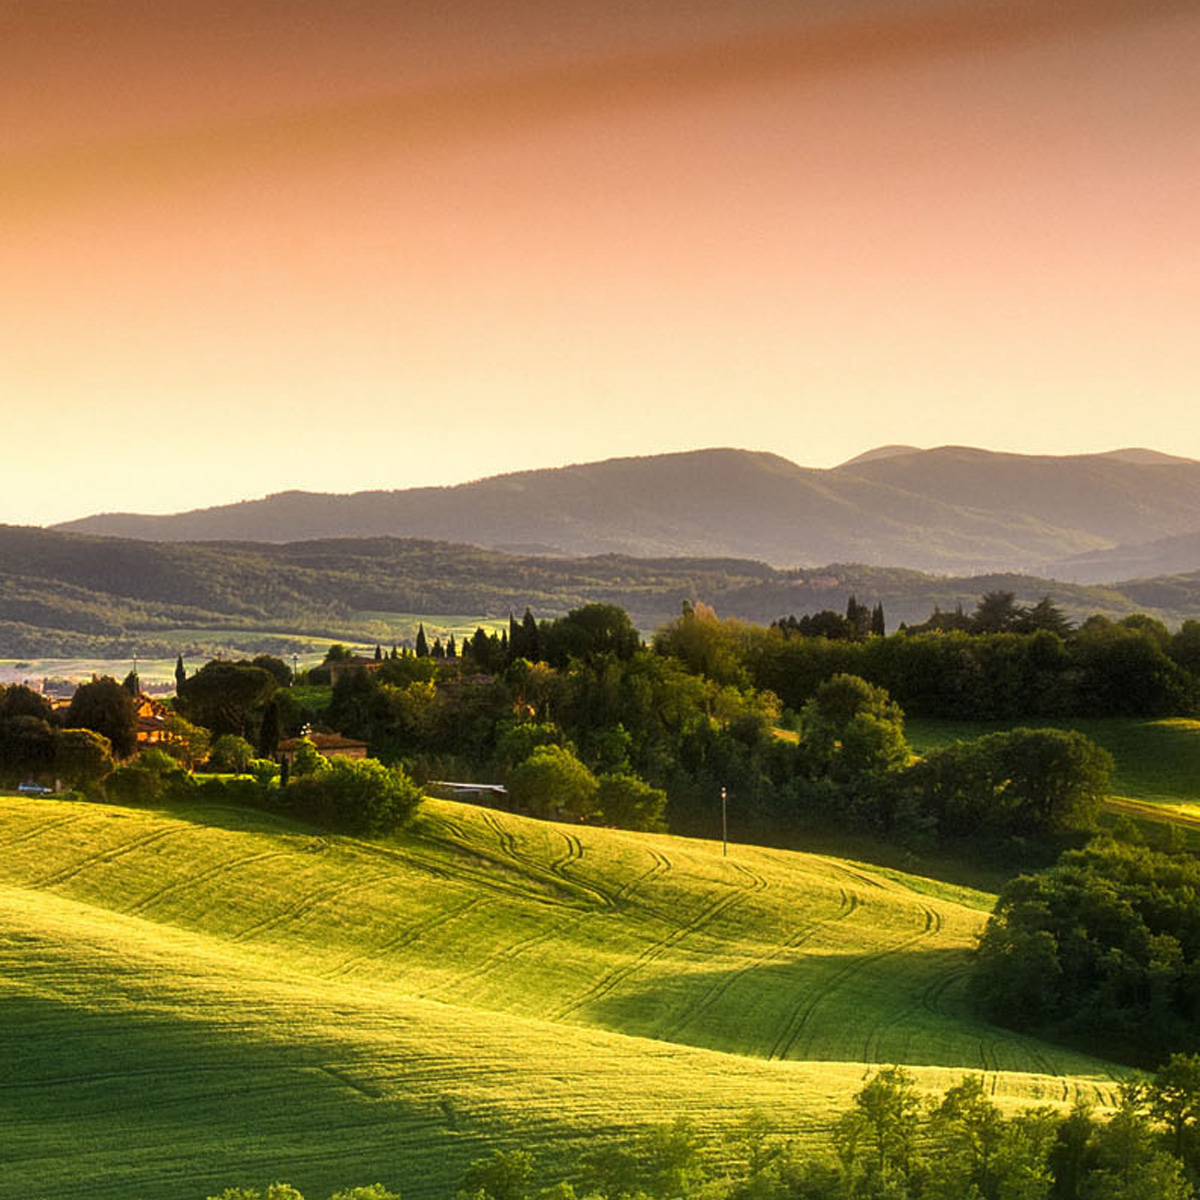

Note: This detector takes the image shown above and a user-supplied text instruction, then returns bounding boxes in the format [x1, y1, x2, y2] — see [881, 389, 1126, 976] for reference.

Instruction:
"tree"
[259, 700, 281, 758]
[542, 603, 640, 667]
[283, 756, 422, 835]
[209, 734, 255, 773]
[175, 654, 187, 692]
[834, 1066, 925, 1197]
[446, 634, 457, 659]
[65, 677, 138, 758]
[596, 772, 668, 831]
[251, 655, 293, 687]
[972, 590, 1023, 634]
[105, 747, 192, 805]
[1149, 1053, 1200, 1163]
[161, 714, 212, 770]
[1019, 596, 1073, 637]
[54, 727, 115, 792]
[871, 602, 886, 637]
[459, 1149, 536, 1200]
[0, 715, 58, 784]
[121, 668, 140, 696]
[290, 736, 329, 777]
[415, 623, 429, 658]
[0, 684, 54, 723]
[176, 661, 277, 737]
[987, 727, 1111, 835]
[507, 744, 598, 818]
[798, 674, 909, 782]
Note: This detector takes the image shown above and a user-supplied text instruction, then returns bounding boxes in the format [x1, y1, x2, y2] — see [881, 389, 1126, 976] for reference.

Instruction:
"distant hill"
[1051, 531, 1200, 585]
[51, 445, 1200, 576]
[2, 523, 1198, 658]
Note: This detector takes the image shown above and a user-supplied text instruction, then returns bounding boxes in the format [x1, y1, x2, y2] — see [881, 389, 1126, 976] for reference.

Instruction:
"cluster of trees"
[661, 600, 1200, 720]
[323, 604, 783, 835]
[972, 837, 1200, 1065]
[0, 681, 122, 791]
[211, 1061, 1200, 1200]
[778, 673, 1113, 856]
[772, 595, 885, 641]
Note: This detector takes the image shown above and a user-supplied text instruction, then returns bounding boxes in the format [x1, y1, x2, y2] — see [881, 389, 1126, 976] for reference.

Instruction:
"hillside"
[0, 795, 1120, 1200]
[51, 446, 1200, 576]
[2, 524, 1195, 659]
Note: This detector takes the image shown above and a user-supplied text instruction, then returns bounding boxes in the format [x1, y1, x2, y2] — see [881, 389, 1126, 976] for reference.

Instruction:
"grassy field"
[906, 716, 1200, 812]
[0, 794, 1121, 1200]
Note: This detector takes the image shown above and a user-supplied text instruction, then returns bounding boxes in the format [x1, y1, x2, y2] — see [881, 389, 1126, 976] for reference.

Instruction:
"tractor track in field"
[29, 826, 184, 889]
[0, 811, 83, 848]
[338, 829, 581, 911]
[230, 866, 398, 944]
[551, 861, 765, 1023]
[658, 882, 861, 1043]
[449, 845, 678, 996]
[769, 901, 945, 1064]
[479, 811, 619, 911]
[324, 894, 489, 981]
[125, 848, 291, 917]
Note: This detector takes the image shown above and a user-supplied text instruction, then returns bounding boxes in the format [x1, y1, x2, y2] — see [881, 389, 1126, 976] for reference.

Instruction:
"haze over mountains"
[53, 445, 1200, 580]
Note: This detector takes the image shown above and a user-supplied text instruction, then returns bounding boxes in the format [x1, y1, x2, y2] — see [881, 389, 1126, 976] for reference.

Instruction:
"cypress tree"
[374, 644, 383, 662]
[871, 603, 886, 637]
[259, 700, 280, 758]
[446, 634, 457, 658]
[174, 654, 186, 692]
[415, 623, 429, 658]
[521, 608, 541, 662]
[432, 637, 445, 659]
[121, 669, 140, 696]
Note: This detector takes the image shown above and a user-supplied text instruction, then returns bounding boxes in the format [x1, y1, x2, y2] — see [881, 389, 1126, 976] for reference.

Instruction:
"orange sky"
[3, 0, 1199, 526]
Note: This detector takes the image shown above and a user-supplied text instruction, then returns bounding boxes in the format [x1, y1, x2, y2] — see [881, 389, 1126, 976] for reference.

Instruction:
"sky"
[3, 0, 1199, 526]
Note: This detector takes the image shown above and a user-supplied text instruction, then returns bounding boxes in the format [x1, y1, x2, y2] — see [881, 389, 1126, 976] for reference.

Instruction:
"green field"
[0, 794, 1121, 1200]
[907, 717, 1200, 813]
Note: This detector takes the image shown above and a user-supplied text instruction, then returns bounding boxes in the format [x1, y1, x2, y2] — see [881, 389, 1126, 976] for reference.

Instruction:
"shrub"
[283, 756, 422, 835]
[105, 748, 193, 805]
[209, 734, 256, 773]
[507, 745, 598, 818]
[596, 772, 668, 831]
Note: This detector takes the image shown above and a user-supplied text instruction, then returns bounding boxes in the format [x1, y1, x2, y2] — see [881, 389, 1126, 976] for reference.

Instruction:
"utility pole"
[721, 786, 728, 857]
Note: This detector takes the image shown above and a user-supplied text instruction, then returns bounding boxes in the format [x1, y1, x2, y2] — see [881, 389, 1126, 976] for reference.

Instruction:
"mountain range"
[52, 446, 1200, 579]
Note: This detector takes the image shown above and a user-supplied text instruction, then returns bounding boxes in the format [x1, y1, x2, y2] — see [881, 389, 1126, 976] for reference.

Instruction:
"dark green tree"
[870, 602, 886, 637]
[65, 677, 138, 758]
[174, 654, 187, 692]
[259, 699, 281, 758]
[176, 662, 277, 738]
[121, 668, 140, 696]
[415, 623, 429, 658]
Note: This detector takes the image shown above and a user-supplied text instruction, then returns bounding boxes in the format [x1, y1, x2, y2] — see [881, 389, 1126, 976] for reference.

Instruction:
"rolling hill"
[3, 523, 1198, 659]
[50, 445, 1200, 577]
[0, 794, 1120, 1199]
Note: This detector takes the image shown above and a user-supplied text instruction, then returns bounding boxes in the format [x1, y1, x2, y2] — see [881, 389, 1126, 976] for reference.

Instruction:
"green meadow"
[0, 795, 1121, 1200]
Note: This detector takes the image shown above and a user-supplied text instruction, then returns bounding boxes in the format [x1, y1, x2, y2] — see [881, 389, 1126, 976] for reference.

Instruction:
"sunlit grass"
[0, 795, 1121, 1199]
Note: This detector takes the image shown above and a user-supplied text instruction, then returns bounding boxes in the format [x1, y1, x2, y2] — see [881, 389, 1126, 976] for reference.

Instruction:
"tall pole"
[721, 786, 728, 857]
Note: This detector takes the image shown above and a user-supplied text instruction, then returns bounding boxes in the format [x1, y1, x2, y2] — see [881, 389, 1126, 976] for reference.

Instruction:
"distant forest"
[3, 524, 1200, 659]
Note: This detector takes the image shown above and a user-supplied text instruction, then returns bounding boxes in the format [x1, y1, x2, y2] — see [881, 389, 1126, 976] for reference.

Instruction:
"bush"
[105, 748, 193, 805]
[507, 745, 598, 818]
[283, 756, 422, 835]
[596, 772, 668, 831]
[209, 734, 256, 773]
